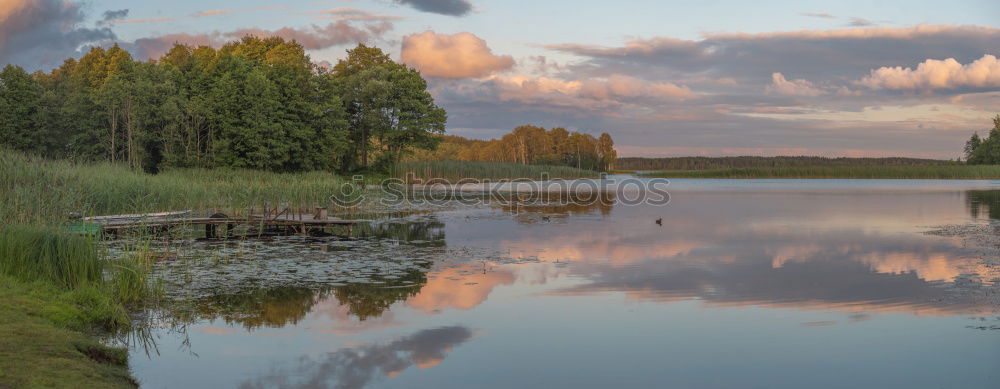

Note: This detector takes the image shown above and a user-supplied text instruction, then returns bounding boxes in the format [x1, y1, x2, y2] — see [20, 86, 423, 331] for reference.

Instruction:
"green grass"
[0, 225, 103, 289]
[394, 160, 599, 181]
[0, 149, 357, 225]
[640, 165, 1000, 179]
[0, 275, 136, 388]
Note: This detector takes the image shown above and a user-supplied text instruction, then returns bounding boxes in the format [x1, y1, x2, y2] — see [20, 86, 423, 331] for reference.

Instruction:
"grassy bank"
[394, 160, 599, 181]
[0, 275, 136, 388]
[640, 165, 1000, 179]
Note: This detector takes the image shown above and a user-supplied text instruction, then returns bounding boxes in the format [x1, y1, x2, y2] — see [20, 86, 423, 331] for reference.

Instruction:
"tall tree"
[334, 44, 445, 171]
[597, 132, 616, 171]
[0, 65, 43, 153]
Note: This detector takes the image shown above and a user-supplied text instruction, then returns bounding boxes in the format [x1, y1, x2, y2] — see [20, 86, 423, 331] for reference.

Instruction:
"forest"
[406, 126, 617, 171]
[0, 38, 445, 173]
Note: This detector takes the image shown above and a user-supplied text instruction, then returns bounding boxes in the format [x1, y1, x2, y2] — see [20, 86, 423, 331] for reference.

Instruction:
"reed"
[0, 149, 356, 224]
[394, 160, 599, 181]
[640, 165, 1000, 179]
[0, 224, 103, 289]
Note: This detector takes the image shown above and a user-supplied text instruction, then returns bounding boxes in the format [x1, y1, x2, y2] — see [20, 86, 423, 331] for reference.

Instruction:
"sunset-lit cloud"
[2, 0, 998, 158]
[490, 74, 694, 105]
[192, 9, 232, 17]
[766, 72, 826, 96]
[402, 31, 514, 78]
[859, 54, 1000, 90]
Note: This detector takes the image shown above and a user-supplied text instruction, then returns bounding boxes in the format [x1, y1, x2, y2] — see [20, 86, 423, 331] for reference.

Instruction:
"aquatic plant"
[0, 224, 103, 289]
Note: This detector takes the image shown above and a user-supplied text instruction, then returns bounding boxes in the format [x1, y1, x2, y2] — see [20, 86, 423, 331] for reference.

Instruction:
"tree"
[966, 115, 1000, 165]
[597, 132, 616, 171]
[1, 37, 442, 174]
[965, 133, 981, 162]
[0, 65, 43, 153]
[334, 44, 445, 171]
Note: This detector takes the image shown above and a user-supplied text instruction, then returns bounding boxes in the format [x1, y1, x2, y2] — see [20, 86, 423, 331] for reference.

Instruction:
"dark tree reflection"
[966, 190, 1000, 220]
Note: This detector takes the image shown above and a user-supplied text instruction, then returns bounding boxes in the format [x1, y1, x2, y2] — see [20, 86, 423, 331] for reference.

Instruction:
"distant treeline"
[0, 38, 444, 173]
[406, 126, 617, 171]
[617, 156, 955, 171]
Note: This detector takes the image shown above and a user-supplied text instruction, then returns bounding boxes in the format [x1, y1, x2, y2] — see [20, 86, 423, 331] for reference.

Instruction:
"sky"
[1, 0, 999, 159]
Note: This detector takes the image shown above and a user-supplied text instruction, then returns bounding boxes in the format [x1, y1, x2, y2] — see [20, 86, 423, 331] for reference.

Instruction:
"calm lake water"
[127, 179, 1000, 389]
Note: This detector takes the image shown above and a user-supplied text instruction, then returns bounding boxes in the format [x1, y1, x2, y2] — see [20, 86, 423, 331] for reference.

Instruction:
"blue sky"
[3, 0, 1000, 158]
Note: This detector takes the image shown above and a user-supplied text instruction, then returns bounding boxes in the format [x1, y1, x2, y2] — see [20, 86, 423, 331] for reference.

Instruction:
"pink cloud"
[401, 31, 514, 79]
[192, 10, 232, 17]
[489, 73, 694, 108]
[766, 72, 826, 96]
[858, 54, 1000, 90]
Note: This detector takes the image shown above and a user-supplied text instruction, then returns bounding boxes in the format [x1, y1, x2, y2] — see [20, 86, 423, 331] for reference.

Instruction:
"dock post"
[205, 224, 216, 239]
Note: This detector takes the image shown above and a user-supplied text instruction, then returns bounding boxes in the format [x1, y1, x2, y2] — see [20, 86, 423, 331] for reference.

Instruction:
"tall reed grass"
[640, 165, 1000, 179]
[0, 225, 103, 289]
[394, 160, 599, 181]
[0, 149, 357, 224]
[0, 224, 154, 315]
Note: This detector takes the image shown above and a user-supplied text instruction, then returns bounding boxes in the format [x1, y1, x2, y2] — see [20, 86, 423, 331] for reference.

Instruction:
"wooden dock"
[78, 209, 364, 239]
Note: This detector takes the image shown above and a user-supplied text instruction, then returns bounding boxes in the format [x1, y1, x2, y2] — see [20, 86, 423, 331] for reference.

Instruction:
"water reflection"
[239, 326, 473, 389]
[406, 266, 515, 313]
[494, 192, 615, 223]
[129, 182, 1000, 389]
[966, 189, 1000, 219]
[485, 188, 998, 318]
[169, 270, 426, 332]
[352, 218, 447, 246]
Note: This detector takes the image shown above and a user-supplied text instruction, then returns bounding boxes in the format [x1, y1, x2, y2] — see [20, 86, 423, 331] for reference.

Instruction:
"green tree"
[967, 115, 1000, 164]
[334, 45, 445, 171]
[964, 133, 981, 162]
[0, 65, 43, 153]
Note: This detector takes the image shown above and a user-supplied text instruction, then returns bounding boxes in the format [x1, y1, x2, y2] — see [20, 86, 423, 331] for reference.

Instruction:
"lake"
[126, 179, 1000, 388]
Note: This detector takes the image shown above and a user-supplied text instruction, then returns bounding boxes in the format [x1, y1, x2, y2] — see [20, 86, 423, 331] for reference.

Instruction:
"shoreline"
[640, 165, 1000, 180]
